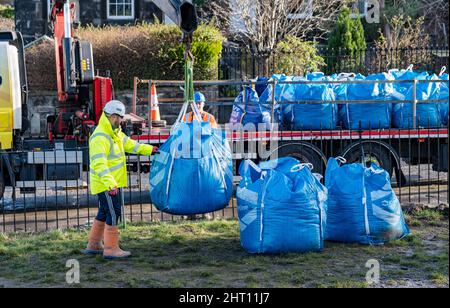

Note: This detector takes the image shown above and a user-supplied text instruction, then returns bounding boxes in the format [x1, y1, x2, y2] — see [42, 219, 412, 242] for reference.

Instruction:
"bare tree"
[420, 0, 449, 44]
[209, 0, 348, 54]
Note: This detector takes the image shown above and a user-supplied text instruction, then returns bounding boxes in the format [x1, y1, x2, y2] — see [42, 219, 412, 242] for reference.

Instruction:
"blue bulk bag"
[259, 74, 292, 102]
[254, 76, 270, 97]
[393, 73, 442, 128]
[237, 157, 327, 254]
[434, 73, 449, 126]
[306, 72, 325, 80]
[325, 157, 410, 245]
[281, 75, 337, 130]
[332, 73, 357, 126]
[259, 74, 292, 124]
[150, 121, 233, 215]
[333, 73, 356, 100]
[229, 86, 272, 129]
[390, 67, 429, 99]
[343, 73, 394, 129]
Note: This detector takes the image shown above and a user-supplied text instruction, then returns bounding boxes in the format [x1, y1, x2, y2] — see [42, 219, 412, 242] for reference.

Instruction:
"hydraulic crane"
[0, 0, 199, 199]
[49, 0, 112, 142]
[47, 0, 198, 142]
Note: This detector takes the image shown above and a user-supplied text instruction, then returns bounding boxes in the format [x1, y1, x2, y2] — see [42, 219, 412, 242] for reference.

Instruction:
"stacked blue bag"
[341, 73, 394, 129]
[332, 72, 357, 126]
[391, 67, 442, 128]
[433, 68, 449, 126]
[254, 76, 270, 97]
[325, 157, 410, 244]
[237, 157, 327, 254]
[150, 121, 233, 215]
[229, 86, 272, 129]
[259, 74, 293, 125]
[280, 72, 337, 130]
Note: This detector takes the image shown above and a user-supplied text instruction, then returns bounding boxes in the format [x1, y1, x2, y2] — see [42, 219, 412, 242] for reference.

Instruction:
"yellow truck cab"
[0, 31, 28, 150]
[0, 31, 28, 199]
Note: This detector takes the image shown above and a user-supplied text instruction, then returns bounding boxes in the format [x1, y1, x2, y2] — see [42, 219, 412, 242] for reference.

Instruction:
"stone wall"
[14, 0, 49, 43]
[25, 86, 222, 136]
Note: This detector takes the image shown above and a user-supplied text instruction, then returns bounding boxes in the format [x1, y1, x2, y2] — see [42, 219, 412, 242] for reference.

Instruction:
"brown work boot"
[81, 219, 105, 255]
[103, 225, 131, 260]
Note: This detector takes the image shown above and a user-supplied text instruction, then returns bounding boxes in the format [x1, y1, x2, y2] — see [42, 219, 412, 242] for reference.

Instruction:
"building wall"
[15, 0, 163, 43]
[14, 0, 48, 43]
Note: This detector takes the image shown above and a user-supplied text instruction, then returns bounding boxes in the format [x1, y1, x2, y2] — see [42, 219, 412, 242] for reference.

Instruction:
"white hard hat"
[103, 100, 126, 117]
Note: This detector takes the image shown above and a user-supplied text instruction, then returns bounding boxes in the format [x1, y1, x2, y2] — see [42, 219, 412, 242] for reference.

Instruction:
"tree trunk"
[379, 0, 392, 48]
[256, 53, 271, 77]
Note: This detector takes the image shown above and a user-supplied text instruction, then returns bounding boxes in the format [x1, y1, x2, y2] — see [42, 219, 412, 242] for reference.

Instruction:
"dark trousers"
[95, 189, 123, 226]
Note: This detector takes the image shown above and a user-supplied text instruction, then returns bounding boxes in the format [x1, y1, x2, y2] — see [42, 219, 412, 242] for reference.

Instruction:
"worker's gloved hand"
[108, 187, 119, 196]
[152, 146, 159, 155]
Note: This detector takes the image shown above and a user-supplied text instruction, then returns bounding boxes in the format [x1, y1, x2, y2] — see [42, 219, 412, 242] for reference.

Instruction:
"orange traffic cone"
[150, 84, 166, 127]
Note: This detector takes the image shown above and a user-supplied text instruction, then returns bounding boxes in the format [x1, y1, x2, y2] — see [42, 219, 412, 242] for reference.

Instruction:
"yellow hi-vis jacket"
[89, 112, 153, 195]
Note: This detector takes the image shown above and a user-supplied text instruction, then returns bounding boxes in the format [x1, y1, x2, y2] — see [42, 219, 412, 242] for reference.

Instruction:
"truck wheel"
[343, 143, 394, 177]
[268, 143, 327, 175]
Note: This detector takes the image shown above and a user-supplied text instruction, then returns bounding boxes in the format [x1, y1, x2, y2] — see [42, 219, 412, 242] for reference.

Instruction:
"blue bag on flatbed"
[432, 71, 449, 126]
[392, 70, 442, 128]
[237, 157, 327, 254]
[280, 74, 337, 130]
[342, 73, 394, 129]
[229, 86, 272, 129]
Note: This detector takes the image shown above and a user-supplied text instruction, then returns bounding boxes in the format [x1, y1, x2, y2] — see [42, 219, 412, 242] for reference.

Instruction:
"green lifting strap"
[184, 59, 195, 104]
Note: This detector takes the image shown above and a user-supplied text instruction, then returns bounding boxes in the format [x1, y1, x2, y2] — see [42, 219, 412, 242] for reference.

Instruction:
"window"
[107, 0, 135, 20]
[288, 0, 313, 20]
[350, 0, 368, 18]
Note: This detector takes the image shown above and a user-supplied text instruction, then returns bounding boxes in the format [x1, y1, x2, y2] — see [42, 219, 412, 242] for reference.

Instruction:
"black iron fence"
[1, 125, 448, 233]
[1, 78, 449, 233]
[219, 45, 450, 80]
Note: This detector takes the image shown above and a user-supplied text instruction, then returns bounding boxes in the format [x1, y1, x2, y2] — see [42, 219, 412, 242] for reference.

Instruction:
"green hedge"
[26, 23, 224, 91]
[0, 4, 14, 31]
[274, 35, 325, 76]
[0, 5, 14, 19]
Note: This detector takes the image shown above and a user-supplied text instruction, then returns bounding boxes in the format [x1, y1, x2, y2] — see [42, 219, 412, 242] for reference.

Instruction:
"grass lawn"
[0, 209, 448, 288]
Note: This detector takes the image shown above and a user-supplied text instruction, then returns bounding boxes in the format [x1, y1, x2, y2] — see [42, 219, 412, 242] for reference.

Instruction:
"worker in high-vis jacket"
[183, 92, 218, 128]
[82, 100, 158, 260]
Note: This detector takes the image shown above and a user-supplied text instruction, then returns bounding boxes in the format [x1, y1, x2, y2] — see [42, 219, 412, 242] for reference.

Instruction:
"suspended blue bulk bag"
[237, 157, 327, 254]
[325, 157, 410, 245]
[230, 86, 272, 129]
[281, 76, 337, 130]
[343, 73, 394, 129]
[150, 121, 233, 215]
[393, 74, 442, 128]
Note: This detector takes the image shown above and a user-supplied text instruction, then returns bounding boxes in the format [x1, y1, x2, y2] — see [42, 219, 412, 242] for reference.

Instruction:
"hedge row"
[0, 4, 14, 19]
[25, 23, 224, 91]
[0, 16, 14, 31]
